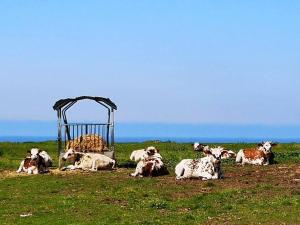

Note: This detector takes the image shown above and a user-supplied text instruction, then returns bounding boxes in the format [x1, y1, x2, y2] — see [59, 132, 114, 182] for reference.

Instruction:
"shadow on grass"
[117, 161, 137, 168]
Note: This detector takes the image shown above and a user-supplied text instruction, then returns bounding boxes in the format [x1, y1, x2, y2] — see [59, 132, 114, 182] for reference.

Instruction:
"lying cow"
[130, 146, 160, 162]
[220, 149, 237, 159]
[194, 143, 236, 160]
[130, 147, 168, 177]
[193, 143, 210, 152]
[30, 148, 53, 168]
[62, 149, 115, 171]
[17, 148, 52, 174]
[16, 152, 39, 174]
[236, 141, 277, 166]
[175, 146, 226, 180]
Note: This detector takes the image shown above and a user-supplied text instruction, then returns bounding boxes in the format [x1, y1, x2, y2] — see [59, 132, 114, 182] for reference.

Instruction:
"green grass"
[0, 141, 300, 224]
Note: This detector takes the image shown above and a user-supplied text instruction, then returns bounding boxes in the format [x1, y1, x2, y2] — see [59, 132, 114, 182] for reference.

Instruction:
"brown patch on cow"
[243, 148, 266, 160]
[23, 158, 37, 169]
[142, 162, 154, 177]
[67, 153, 83, 164]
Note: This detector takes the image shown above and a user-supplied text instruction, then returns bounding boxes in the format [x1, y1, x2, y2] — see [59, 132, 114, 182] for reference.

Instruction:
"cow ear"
[27, 150, 31, 154]
[271, 143, 278, 147]
[257, 143, 263, 147]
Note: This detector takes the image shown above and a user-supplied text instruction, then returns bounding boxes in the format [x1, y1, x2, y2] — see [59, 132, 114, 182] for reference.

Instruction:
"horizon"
[1, 120, 299, 143]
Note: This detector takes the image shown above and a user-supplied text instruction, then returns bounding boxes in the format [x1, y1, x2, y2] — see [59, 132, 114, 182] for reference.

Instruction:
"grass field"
[0, 141, 300, 225]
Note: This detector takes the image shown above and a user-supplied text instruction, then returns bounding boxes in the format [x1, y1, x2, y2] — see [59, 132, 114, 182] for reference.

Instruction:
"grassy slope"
[0, 142, 299, 225]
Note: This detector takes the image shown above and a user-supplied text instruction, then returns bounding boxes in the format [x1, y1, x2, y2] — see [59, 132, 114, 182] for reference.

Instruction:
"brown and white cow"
[17, 150, 49, 174]
[236, 141, 277, 166]
[130, 147, 168, 177]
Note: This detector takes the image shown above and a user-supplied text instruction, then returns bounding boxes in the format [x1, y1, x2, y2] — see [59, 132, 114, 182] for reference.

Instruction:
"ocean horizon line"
[0, 136, 300, 143]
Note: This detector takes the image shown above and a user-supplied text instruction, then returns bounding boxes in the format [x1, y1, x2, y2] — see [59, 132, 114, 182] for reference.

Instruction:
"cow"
[130, 148, 168, 177]
[30, 148, 53, 168]
[175, 146, 227, 180]
[194, 143, 236, 160]
[193, 143, 210, 152]
[130, 146, 160, 162]
[61, 149, 115, 171]
[236, 141, 278, 166]
[220, 149, 237, 159]
[17, 149, 50, 174]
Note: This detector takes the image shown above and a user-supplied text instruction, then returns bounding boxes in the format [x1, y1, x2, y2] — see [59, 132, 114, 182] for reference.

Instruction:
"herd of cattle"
[16, 141, 278, 180]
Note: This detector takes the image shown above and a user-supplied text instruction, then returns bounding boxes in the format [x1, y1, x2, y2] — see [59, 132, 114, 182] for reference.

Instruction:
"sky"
[0, 1, 300, 138]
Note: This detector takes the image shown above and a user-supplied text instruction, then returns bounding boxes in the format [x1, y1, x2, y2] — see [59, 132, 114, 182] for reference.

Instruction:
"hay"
[66, 134, 107, 153]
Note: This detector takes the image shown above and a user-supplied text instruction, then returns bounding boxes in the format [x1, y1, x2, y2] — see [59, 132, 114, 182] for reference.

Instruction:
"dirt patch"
[1, 164, 299, 191]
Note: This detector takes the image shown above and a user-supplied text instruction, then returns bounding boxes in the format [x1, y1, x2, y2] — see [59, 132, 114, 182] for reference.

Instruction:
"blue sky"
[0, 1, 300, 138]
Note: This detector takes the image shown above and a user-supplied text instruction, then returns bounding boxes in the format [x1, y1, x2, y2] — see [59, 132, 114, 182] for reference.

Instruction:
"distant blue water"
[1, 121, 300, 143]
[0, 136, 299, 143]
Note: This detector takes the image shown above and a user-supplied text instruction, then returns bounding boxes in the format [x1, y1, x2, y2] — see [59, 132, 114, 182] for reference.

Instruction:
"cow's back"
[243, 148, 265, 159]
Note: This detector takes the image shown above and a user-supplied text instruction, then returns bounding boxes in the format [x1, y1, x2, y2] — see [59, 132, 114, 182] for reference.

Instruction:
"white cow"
[175, 146, 227, 180]
[62, 149, 115, 171]
[130, 146, 160, 162]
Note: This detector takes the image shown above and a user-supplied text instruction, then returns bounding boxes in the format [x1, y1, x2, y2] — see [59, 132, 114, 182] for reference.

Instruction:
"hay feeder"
[53, 96, 117, 167]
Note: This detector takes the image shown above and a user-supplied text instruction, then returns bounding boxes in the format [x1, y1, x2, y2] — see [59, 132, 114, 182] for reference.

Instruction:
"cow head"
[30, 148, 41, 160]
[258, 141, 278, 153]
[205, 146, 229, 164]
[145, 146, 159, 156]
[194, 143, 209, 152]
[144, 146, 162, 160]
[62, 149, 76, 161]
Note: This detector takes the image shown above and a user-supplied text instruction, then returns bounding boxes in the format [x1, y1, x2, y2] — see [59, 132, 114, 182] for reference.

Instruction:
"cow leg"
[65, 165, 77, 170]
[175, 168, 186, 180]
[27, 168, 33, 175]
[16, 160, 25, 173]
[131, 162, 143, 177]
[32, 168, 39, 175]
[89, 160, 98, 172]
[201, 172, 213, 180]
[111, 160, 115, 169]
[263, 158, 270, 166]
